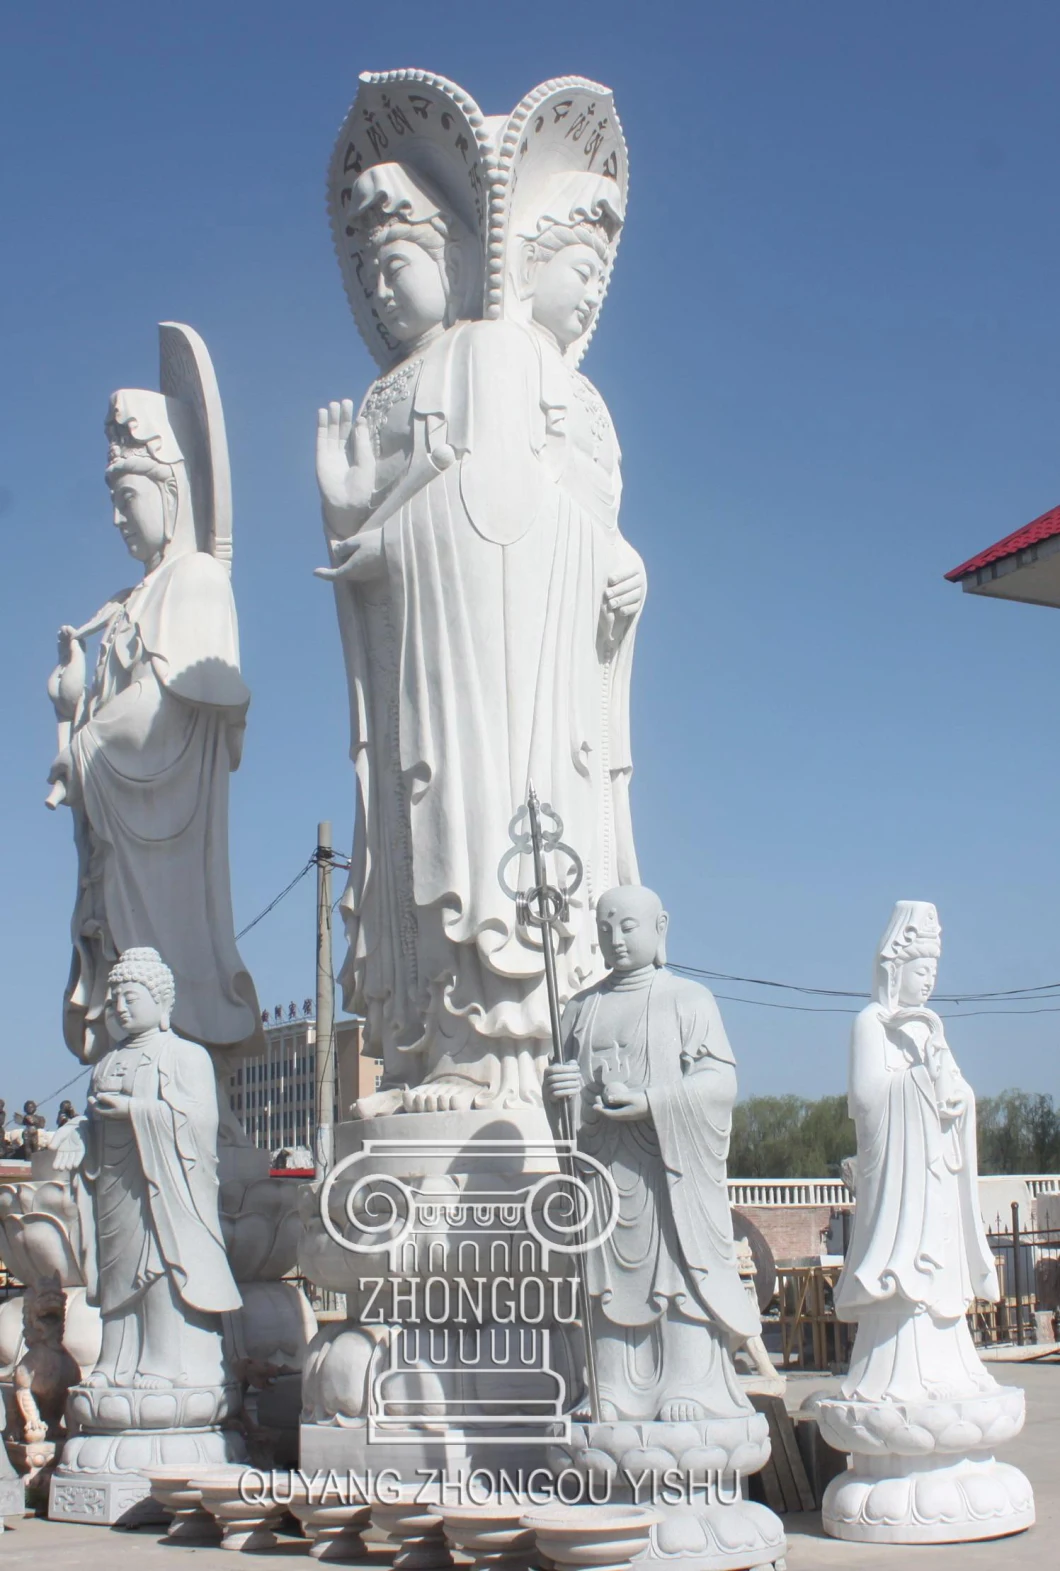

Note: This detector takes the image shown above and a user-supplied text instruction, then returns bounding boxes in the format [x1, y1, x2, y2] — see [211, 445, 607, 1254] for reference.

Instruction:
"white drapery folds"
[333, 320, 643, 1104]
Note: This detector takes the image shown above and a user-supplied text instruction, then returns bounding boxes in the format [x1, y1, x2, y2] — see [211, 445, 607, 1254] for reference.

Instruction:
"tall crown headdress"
[327, 70, 494, 372]
[103, 323, 233, 572]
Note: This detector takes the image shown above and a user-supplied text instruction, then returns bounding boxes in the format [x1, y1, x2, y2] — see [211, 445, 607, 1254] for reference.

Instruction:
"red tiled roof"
[945, 504, 1060, 581]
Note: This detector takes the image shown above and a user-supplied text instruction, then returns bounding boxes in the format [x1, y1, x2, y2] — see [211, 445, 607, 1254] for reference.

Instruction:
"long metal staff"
[498, 783, 602, 1422]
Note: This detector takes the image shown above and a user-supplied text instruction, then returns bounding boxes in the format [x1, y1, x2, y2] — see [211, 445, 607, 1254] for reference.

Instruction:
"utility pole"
[314, 821, 336, 1173]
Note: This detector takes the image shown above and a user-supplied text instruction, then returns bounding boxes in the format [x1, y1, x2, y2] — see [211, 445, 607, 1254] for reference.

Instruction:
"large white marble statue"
[48, 947, 245, 1523]
[315, 73, 645, 1115]
[546, 886, 759, 1423]
[46, 322, 260, 1063]
[811, 901, 1034, 1543]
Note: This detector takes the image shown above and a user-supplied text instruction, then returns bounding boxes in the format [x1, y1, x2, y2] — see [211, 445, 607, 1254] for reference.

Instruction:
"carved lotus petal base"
[822, 1454, 1035, 1544]
[56, 1425, 244, 1477]
[521, 1505, 660, 1571]
[68, 1380, 241, 1433]
[554, 1416, 772, 1486]
[808, 1387, 1025, 1459]
[49, 1430, 247, 1524]
[638, 1502, 786, 1571]
[441, 1502, 537, 1571]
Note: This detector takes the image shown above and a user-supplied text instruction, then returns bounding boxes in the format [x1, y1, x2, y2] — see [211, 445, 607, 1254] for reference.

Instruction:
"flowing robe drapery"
[333, 320, 643, 1098]
[65, 548, 259, 1059]
[835, 1005, 997, 1323]
[77, 1028, 241, 1316]
[562, 967, 758, 1340]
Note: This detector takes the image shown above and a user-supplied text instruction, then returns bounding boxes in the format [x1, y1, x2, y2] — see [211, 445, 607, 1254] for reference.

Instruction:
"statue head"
[346, 164, 474, 349]
[873, 901, 941, 1013]
[514, 173, 624, 353]
[105, 389, 196, 571]
[104, 946, 176, 1041]
[596, 885, 669, 972]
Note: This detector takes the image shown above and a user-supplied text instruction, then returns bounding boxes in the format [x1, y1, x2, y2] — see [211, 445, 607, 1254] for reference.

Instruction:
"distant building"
[227, 1001, 381, 1155]
[946, 503, 1060, 609]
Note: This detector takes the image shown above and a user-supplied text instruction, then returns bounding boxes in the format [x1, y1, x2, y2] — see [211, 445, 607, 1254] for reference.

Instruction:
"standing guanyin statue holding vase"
[810, 902, 1034, 1544]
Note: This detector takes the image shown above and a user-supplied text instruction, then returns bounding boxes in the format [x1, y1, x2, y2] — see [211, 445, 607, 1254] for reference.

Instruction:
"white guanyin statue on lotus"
[812, 901, 1035, 1545]
[834, 900, 998, 1399]
[314, 74, 645, 1115]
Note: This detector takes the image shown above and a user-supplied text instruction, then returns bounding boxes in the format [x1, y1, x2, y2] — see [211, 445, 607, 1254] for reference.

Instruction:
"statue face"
[597, 888, 667, 971]
[897, 956, 938, 1006]
[109, 472, 166, 563]
[105, 977, 164, 1040]
[371, 237, 448, 344]
[530, 242, 605, 350]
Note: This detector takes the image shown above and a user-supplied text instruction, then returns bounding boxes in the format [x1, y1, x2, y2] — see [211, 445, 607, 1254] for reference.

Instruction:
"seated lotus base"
[49, 1418, 246, 1526]
[822, 1452, 1035, 1544]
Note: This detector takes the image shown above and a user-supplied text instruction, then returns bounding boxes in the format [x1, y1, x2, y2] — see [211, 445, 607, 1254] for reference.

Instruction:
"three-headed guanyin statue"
[315, 73, 645, 1114]
[46, 323, 261, 1063]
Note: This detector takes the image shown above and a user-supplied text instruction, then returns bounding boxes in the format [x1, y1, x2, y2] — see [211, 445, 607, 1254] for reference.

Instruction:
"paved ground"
[2, 1364, 1057, 1569]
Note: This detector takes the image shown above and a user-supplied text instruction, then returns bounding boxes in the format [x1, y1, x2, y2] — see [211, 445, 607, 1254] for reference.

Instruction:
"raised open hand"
[316, 402, 376, 538]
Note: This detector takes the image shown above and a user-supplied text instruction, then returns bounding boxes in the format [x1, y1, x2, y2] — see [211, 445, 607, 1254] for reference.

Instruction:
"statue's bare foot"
[574, 1395, 619, 1421]
[132, 1371, 172, 1390]
[82, 1368, 112, 1389]
[658, 1398, 708, 1422]
[402, 1080, 476, 1114]
[353, 1087, 406, 1120]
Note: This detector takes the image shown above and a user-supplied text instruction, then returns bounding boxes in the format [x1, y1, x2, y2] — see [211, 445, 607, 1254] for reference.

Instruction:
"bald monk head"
[596, 885, 669, 972]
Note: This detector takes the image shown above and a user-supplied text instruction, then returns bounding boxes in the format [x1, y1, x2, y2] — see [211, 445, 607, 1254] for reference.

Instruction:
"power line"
[235, 846, 350, 941]
[711, 990, 1060, 1020]
[671, 960, 1060, 1007]
[32, 1065, 91, 1110]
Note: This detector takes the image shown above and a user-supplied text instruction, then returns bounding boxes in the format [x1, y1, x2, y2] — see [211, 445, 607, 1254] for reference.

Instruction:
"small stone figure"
[813, 902, 1034, 1543]
[53, 947, 241, 1389]
[546, 885, 758, 1423]
[56, 1100, 78, 1127]
[12, 1102, 45, 1160]
[11, 1274, 80, 1495]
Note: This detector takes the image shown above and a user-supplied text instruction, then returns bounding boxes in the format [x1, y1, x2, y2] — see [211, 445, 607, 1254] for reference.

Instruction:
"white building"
[227, 1002, 381, 1157]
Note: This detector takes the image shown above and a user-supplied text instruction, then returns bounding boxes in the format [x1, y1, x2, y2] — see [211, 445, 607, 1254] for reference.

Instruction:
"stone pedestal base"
[552, 1419, 786, 1571]
[822, 1455, 1035, 1544]
[809, 1387, 1035, 1545]
[48, 1471, 169, 1527]
[49, 1381, 246, 1525]
[0, 1448, 24, 1528]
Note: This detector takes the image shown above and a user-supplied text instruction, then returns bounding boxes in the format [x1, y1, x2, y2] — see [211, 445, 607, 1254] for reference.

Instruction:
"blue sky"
[3, 2, 1060, 1122]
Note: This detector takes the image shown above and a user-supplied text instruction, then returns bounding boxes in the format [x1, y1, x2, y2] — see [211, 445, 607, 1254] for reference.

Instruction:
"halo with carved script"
[328, 69, 494, 372]
[490, 76, 629, 367]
